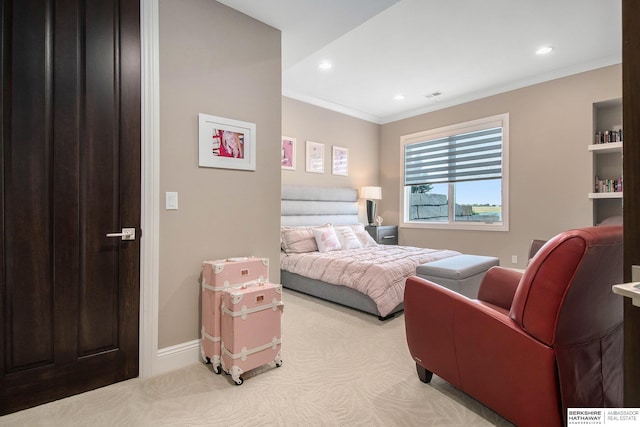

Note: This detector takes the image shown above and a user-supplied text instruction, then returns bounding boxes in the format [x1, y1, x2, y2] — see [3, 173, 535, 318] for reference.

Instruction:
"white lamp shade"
[360, 186, 382, 200]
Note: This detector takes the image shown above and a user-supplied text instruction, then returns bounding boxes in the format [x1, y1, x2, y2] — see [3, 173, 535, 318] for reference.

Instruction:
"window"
[400, 113, 509, 231]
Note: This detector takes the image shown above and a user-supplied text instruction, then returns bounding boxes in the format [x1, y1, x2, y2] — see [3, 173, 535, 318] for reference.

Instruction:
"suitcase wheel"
[204, 356, 211, 364]
[223, 368, 244, 385]
[275, 360, 283, 368]
[213, 365, 222, 375]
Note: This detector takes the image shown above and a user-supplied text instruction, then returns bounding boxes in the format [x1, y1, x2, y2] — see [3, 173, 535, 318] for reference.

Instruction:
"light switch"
[166, 192, 178, 210]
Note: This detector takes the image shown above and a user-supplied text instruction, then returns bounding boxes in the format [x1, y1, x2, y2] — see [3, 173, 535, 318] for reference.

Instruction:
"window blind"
[404, 127, 502, 186]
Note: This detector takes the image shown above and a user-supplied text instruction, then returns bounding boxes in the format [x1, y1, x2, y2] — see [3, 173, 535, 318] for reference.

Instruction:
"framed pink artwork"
[198, 113, 256, 171]
[281, 136, 296, 170]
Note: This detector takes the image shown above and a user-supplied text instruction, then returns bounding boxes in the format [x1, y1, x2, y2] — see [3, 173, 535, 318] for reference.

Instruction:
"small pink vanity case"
[200, 257, 269, 374]
[220, 282, 283, 385]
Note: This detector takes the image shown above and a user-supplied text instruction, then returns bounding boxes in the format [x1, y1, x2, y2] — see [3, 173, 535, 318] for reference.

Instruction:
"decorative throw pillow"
[281, 228, 318, 253]
[312, 227, 342, 252]
[349, 223, 366, 233]
[355, 230, 378, 247]
[334, 226, 362, 250]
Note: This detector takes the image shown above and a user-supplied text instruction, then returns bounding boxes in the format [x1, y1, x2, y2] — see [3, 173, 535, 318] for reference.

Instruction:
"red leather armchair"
[404, 225, 623, 427]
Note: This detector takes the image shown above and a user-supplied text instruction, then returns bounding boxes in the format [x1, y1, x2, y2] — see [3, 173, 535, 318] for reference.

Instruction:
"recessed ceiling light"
[536, 46, 553, 55]
[424, 91, 442, 99]
[394, 94, 405, 101]
[319, 61, 332, 70]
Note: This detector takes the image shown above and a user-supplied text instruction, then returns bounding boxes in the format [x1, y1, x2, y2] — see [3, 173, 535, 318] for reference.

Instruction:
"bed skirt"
[280, 270, 403, 320]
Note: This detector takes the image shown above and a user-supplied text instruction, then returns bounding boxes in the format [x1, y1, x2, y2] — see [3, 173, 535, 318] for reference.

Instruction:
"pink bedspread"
[280, 245, 461, 317]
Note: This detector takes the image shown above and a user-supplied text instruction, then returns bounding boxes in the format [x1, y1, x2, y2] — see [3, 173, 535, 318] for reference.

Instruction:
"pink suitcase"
[201, 257, 269, 374]
[220, 282, 284, 385]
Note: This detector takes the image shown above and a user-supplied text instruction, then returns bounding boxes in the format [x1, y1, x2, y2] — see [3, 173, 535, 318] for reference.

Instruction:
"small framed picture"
[281, 136, 296, 170]
[332, 146, 348, 176]
[198, 113, 256, 171]
[306, 141, 324, 173]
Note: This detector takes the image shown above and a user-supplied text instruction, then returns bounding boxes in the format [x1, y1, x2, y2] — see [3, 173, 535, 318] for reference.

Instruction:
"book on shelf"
[594, 175, 623, 193]
[594, 128, 623, 144]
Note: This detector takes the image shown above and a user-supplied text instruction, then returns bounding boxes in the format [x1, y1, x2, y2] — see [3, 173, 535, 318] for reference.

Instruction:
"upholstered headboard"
[281, 185, 359, 226]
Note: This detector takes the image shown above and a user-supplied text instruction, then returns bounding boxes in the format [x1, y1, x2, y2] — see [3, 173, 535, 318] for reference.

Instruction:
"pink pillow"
[281, 228, 318, 253]
[312, 227, 342, 252]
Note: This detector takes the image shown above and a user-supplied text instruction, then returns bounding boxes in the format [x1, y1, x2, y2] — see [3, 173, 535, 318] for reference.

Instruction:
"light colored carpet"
[0, 289, 514, 426]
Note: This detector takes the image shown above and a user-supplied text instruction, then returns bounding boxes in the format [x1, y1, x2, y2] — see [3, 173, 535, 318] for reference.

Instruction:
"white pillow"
[349, 223, 366, 233]
[334, 226, 362, 250]
[355, 230, 378, 247]
[312, 227, 342, 252]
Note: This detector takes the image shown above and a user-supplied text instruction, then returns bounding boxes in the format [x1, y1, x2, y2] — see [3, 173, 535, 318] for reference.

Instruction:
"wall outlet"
[511, 255, 518, 264]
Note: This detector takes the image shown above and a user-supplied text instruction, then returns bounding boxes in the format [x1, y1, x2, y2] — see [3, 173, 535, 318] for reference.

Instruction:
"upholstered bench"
[415, 254, 500, 298]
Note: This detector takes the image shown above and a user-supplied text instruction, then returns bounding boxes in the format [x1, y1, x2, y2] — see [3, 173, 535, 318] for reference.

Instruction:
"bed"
[280, 185, 461, 320]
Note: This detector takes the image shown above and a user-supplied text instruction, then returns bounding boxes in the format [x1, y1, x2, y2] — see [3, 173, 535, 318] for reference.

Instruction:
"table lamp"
[360, 186, 382, 226]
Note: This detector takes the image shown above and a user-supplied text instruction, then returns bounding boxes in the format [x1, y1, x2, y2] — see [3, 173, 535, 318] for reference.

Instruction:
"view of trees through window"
[409, 179, 502, 223]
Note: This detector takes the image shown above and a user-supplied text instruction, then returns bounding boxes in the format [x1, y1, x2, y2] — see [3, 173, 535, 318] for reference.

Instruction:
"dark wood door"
[0, 0, 141, 414]
[623, 0, 640, 406]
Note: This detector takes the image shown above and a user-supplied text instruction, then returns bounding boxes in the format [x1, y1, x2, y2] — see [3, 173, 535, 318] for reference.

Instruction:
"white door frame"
[139, 0, 160, 378]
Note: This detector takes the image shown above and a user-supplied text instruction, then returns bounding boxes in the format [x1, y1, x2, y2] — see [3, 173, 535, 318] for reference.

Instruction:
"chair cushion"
[416, 254, 499, 280]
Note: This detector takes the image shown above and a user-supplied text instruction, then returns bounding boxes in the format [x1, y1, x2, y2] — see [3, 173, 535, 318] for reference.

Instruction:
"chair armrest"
[477, 266, 523, 311]
[404, 276, 475, 388]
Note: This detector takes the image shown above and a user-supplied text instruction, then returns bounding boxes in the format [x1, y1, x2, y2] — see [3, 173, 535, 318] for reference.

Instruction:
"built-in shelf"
[588, 141, 623, 154]
[590, 99, 623, 225]
[612, 282, 640, 307]
[589, 192, 623, 199]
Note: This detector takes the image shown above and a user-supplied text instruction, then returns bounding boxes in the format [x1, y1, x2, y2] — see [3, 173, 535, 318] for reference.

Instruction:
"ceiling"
[217, 0, 622, 124]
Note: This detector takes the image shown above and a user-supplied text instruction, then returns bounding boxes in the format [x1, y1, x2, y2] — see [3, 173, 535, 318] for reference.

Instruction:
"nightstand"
[365, 225, 398, 245]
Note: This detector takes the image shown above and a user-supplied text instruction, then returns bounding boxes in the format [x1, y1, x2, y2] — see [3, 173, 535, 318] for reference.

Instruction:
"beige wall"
[380, 65, 622, 268]
[282, 97, 380, 221]
[158, 0, 282, 348]
[155, 0, 620, 348]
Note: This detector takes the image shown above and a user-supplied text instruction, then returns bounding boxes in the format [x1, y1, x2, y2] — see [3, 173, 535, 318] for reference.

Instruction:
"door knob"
[106, 228, 136, 240]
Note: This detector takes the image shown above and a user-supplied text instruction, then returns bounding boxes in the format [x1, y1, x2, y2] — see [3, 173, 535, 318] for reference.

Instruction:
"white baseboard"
[154, 339, 201, 375]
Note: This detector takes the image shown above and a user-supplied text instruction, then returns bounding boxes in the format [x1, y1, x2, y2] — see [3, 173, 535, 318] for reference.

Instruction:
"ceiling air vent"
[424, 91, 442, 99]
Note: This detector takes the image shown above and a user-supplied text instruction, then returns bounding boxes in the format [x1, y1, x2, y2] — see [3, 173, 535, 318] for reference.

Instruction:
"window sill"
[400, 221, 509, 232]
